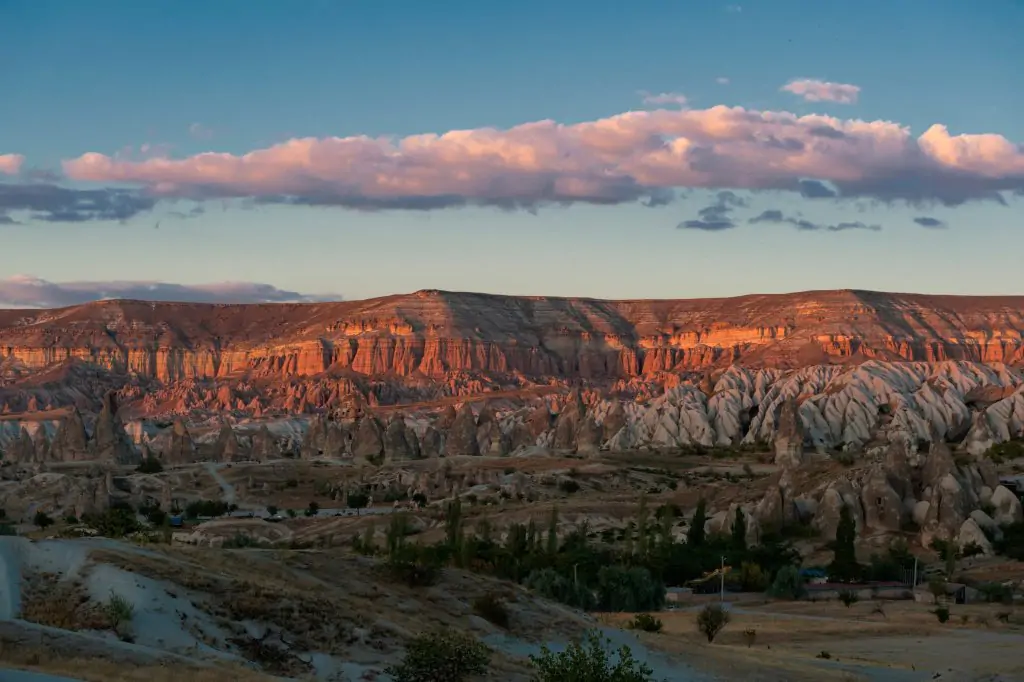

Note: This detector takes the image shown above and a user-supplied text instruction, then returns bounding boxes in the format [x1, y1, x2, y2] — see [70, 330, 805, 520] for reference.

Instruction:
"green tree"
[546, 504, 560, 555]
[305, 500, 320, 517]
[829, 504, 860, 582]
[687, 499, 707, 547]
[347, 490, 370, 514]
[636, 493, 649, 559]
[731, 507, 747, 550]
[445, 498, 464, 554]
[529, 630, 656, 682]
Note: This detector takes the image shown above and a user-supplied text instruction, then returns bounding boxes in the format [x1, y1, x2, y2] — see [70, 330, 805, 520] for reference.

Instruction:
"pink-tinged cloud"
[0, 275, 339, 308]
[0, 154, 24, 175]
[640, 91, 689, 107]
[60, 104, 1024, 208]
[781, 79, 861, 104]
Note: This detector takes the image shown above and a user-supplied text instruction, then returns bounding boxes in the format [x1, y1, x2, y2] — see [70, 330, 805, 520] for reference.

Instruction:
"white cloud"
[781, 78, 861, 104]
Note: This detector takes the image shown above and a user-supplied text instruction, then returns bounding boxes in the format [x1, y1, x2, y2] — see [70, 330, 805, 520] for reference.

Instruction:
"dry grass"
[19, 573, 113, 633]
[0, 643, 278, 682]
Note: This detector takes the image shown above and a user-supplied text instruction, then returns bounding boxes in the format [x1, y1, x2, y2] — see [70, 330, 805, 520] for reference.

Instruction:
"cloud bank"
[0, 102, 1017, 218]
[781, 79, 861, 104]
[0, 275, 339, 308]
[0, 182, 158, 223]
[678, 190, 748, 230]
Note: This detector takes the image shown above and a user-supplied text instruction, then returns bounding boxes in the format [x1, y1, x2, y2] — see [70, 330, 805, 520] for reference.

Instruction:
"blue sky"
[0, 0, 1022, 304]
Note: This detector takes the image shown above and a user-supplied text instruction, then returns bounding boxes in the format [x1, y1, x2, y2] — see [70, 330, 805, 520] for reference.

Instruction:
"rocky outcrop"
[384, 416, 420, 462]
[419, 426, 442, 459]
[249, 425, 279, 461]
[91, 392, 138, 465]
[352, 416, 386, 462]
[990, 485, 1024, 525]
[214, 423, 244, 463]
[50, 409, 88, 461]
[773, 398, 806, 469]
[163, 419, 195, 465]
[445, 404, 480, 457]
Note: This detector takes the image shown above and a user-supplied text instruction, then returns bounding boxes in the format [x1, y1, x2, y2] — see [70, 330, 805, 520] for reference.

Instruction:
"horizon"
[2, 1, 1023, 306]
[7, 284, 1024, 311]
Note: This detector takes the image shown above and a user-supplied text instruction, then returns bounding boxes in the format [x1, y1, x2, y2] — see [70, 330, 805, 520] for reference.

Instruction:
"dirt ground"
[601, 599, 1024, 681]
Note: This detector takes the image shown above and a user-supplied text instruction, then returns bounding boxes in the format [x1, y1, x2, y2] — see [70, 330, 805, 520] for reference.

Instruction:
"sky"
[1, 0, 1023, 306]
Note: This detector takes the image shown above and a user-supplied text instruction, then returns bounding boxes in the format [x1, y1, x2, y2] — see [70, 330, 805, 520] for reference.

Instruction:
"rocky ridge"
[1, 289, 1024, 418]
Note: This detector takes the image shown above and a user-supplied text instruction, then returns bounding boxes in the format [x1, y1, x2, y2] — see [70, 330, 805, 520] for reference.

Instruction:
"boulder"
[956, 518, 993, 555]
[990, 485, 1024, 526]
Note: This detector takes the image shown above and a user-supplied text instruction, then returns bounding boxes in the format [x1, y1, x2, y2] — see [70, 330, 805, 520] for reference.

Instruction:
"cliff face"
[2, 289, 1024, 390]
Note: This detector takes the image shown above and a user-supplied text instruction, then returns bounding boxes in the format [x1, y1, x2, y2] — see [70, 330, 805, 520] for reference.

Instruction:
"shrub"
[135, 456, 163, 474]
[81, 507, 141, 538]
[305, 501, 320, 517]
[558, 479, 581, 494]
[530, 630, 656, 682]
[387, 546, 443, 588]
[266, 505, 278, 516]
[386, 628, 490, 682]
[838, 589, 859, 608]
[105, 591, 135, 641]
[472, 592, 510, 629]
[33, 511, 54, 530]
[742, 628, 756, 648]
[628, 613, 663, 633]
[768, 565, 806, 600]
[934, 605, 950, 623]
[64, 515, 79, 525]
[696, 603, 730, 643]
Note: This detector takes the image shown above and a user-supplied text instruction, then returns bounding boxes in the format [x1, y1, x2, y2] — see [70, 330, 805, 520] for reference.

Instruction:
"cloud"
[640, 91, 688, 107]
[53, 104, 1024, 210]
[189, 123, 214, 140]
[0, 182, 157, 222]
[716, 77, 730, 85]
[0, 275, 339, 308]
[913, 216, 947, 228]
[748, 209, 881, 232]
[678, 190, 747, 230]
[781, 79, 861, 104]
[726, 5, 742, 13]
[0, 154, 24, 175]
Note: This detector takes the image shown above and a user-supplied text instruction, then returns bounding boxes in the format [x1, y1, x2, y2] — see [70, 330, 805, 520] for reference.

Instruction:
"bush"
[838, 589, 859, 608]
[135, 456, 163, 474]
[696, 603, 730, 643]
[82, 507, 141, 538]
[472, 592, 510, 629]
[387, 546, 443, 588]
[33, 511, 54, 530]
[742, 628, 756, 648]
[934, 605, 950, 623]
[305, 501, 320, 517]
[184, 500, 230, 519]
[628, 613, 663, 633]
[530, 630, 656, 682]
[105, 591, 134, 641]
[386, 628, 491, 682]
[768, 565, 806, 600]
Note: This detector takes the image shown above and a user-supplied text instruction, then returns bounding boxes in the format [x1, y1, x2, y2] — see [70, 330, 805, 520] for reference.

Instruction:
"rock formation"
[91, 391, 139, 465]
[445, 404, 479, 457]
